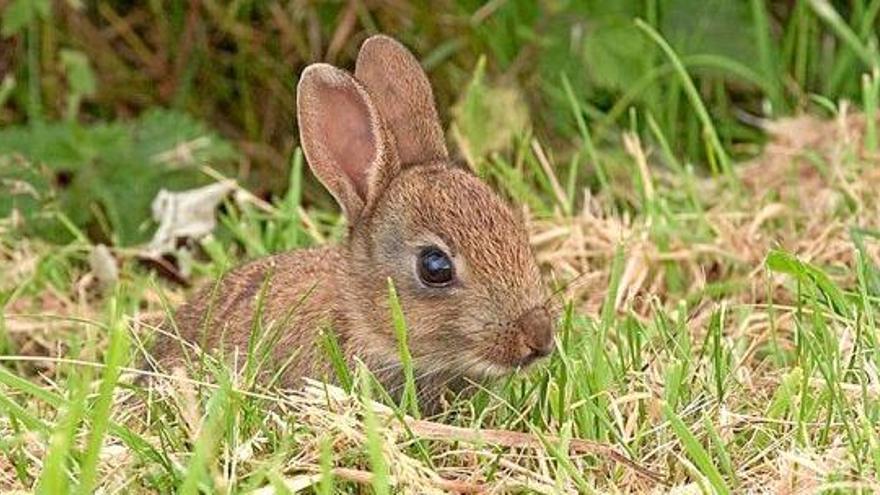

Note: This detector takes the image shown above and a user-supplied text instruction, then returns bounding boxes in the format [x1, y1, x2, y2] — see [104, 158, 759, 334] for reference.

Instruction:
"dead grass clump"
[532, 111, 879, 318]
[254, 380, 663, 493]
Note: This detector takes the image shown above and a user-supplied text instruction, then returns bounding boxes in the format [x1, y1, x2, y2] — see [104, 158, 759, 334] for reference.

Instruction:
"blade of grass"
[0, 388, 49, 433]
[863, 68, 879, 154]
[179, 377, 236, 495]
[702, 415, 737, 489]
[750, 0, 786, 113]
[825, 0, 880, 94]
[320, 324, 353, 392]
[808, 0, 879, 68]
[36, 373, 88, 494]
[77, 296, 130, 495]
[709, 306, 728, 403]
[387, 278, 418, 418]
[26, 18, 42, 122]
[662, 402, 731, 495]
[561, 73, 609, 193]
[359, 367, 390, 495]
[634, 19, 735, 185]
[318, 435, 334, 495]
[598, 54, 773, 140]
[766, 249, 851, 318]
[645, 112, 706, 226]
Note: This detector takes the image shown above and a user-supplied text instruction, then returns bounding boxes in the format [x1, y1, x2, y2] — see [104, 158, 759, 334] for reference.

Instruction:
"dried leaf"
[144, 180, 235, 257]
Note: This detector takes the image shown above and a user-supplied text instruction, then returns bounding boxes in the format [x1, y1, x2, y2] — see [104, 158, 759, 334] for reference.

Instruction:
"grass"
[1, 0, 880, 493]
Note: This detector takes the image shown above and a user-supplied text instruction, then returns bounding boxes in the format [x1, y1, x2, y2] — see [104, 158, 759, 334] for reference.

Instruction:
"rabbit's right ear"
[297, 63, 399, 222]
[355, 35, 448, 166]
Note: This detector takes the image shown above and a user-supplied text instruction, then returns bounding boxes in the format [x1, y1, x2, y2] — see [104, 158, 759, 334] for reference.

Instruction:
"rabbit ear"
[297, 63, 398, 221]
[355, 35, 448, 166]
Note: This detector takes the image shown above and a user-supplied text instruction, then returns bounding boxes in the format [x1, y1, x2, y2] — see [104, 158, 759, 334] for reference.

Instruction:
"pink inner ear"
[318, 86, 376, 199]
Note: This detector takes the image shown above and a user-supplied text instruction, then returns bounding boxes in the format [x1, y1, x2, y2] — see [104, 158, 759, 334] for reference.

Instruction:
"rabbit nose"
[516, 306, 554, 358]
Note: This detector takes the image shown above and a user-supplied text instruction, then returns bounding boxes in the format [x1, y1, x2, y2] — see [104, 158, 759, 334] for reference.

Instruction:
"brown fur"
[151, 35, 554, 406]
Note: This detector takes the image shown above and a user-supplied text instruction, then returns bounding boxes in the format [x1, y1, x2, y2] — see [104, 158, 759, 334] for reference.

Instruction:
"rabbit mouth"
[465, 359, 511, 379]
[500, 349, 551, 373]
[511, 351, 545, 369]
[470, 350, 548, 378]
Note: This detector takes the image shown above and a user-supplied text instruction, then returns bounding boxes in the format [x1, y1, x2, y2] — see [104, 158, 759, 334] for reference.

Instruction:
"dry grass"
[535, 110, 879, 315]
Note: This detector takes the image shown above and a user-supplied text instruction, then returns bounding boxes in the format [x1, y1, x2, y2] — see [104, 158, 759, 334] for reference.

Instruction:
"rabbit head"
[296, 35, 553, 381]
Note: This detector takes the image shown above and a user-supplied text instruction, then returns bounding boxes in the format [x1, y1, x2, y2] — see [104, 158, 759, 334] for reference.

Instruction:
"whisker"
[368, 360, 404, 377]
[543, 269, 593, 307]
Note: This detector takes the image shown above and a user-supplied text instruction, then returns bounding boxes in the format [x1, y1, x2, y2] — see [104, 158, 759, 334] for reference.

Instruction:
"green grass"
[1, 0, 880, 493]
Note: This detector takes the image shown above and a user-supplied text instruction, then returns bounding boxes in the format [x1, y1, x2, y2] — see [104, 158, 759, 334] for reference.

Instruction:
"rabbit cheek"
[467, 322, 522, 374]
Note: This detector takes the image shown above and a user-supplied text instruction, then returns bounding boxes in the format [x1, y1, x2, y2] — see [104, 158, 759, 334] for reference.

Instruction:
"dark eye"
[417, 247, 455, 287]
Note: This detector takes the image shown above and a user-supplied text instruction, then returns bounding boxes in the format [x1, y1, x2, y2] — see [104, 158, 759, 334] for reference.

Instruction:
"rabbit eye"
[417, 247, 454, 287]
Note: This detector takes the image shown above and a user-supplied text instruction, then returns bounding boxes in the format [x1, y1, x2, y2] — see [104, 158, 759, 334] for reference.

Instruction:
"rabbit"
[150, 35, 555, 408]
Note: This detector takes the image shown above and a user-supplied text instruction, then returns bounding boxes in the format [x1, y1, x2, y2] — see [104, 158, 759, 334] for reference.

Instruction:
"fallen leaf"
[144, 180, 235, 257]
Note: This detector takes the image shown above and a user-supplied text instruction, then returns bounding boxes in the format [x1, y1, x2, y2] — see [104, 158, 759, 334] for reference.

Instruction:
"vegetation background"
[0, 0, 879, 493]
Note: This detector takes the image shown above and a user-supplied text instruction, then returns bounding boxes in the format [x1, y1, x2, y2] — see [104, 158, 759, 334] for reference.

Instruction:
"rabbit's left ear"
[355, 35, 448, 166]
[297, 63, 399, 222]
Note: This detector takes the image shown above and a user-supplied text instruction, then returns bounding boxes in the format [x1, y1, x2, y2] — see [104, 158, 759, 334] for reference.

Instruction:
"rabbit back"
[151, 247, 343, 386]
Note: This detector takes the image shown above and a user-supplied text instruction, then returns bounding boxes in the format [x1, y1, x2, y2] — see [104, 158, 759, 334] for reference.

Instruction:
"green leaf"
[583, 21, 653, 92]
[661, 0, 757, 67]
[33, 0, 50, 17]
[60, 49, 97, 98]
[1, 0, 49, 37]
[450, 56, 529, 170]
